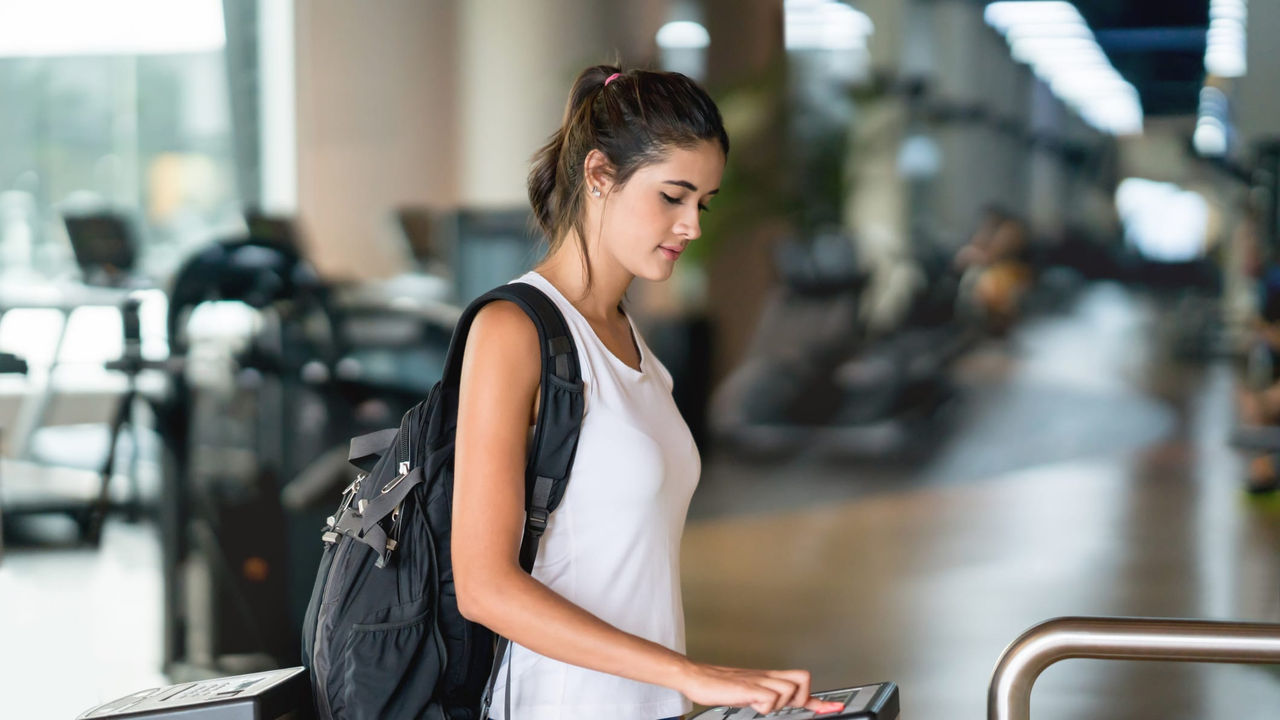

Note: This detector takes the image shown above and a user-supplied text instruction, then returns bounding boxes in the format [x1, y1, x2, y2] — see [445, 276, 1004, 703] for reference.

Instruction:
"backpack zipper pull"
[334, 474, 365, 516]
[382, 503, 404, 559]
[322, 473, 367, 544]
[382, 462, 412, 494]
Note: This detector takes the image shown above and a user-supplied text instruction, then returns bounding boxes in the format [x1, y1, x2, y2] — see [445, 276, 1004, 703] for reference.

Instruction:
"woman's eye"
[662, 193, 710, 213]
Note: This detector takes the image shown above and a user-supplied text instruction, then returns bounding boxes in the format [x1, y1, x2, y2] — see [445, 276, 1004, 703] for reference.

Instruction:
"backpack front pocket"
[330, 597, 446, 720]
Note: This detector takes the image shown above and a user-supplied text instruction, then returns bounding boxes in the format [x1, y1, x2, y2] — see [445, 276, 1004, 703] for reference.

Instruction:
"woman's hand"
[676, 661, 847, 716]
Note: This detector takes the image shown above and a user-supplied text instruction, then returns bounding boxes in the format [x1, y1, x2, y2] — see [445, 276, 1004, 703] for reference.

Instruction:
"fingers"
[750, 691, 777, 716]
[750, 670, 814, 713]
[764, 669, 812, 706]
[687, 663, 825, 715]
[805, 696, 850, 715]
[754, 677, 796, 712]
[724, 675, 786, 715]
[739, 669, 807, 711]
[729, 682, 777, 716]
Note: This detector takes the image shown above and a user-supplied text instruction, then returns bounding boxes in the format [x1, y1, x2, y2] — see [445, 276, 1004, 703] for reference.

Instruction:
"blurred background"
[1, 0, 1279, 717]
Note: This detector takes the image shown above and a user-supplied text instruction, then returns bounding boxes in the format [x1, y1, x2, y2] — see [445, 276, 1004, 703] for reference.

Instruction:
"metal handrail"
[988, 616, 1280, 720]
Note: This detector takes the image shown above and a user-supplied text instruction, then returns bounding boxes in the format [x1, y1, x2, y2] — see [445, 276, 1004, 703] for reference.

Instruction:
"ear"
[582, 149, 615, 197]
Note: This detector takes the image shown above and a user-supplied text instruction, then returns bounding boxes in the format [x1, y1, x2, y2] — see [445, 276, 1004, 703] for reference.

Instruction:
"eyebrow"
[663, 180, 719, 195]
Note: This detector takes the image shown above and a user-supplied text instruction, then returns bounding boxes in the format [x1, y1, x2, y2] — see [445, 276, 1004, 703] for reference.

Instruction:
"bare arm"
[450, 301, 841, 716]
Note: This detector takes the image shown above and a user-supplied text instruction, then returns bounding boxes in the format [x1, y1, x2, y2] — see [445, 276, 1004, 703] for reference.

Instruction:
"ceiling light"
[986, 0, 1142, 135]
[785, 0, 874, 51]
[1194, 122, 1228, 156]
[656, 21, 710, 50]
[1204, 0, 1247, 77]
[1005, 23, 1092, 41]
[984, 1, 1082, 33]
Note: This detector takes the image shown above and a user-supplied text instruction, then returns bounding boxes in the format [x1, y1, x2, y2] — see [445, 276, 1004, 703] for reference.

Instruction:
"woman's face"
[597, 140, 726, 282]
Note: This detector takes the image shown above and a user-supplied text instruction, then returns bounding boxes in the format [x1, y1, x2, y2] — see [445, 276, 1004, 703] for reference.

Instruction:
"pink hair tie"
[604, 72, 621, 86]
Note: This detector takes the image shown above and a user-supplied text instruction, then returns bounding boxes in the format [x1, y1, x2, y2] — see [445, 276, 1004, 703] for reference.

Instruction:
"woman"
[451, 65, 845, 720]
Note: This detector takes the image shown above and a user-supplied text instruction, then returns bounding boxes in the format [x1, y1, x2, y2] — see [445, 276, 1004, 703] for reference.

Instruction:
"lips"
[659, 245, 684, 260]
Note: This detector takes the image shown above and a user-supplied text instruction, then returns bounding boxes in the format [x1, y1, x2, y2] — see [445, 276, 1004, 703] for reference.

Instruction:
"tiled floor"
[3, 281, 1279, 719]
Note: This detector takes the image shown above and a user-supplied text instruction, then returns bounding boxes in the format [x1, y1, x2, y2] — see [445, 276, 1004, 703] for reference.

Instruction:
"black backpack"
[301, 282, 585, 719]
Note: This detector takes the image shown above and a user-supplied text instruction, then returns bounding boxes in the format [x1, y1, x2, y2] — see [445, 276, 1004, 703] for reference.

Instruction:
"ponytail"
[528, 126, 564, 239]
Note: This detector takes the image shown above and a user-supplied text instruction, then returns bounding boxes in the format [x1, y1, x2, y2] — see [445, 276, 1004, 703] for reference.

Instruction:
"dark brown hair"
[528, 65, 730, 287]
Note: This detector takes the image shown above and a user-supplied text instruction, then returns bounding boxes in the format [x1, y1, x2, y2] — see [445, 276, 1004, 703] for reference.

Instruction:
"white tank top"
[490, 271, 700, 720]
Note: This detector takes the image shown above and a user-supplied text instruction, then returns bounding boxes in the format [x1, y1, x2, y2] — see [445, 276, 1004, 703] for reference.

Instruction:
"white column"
[1235, 0, 1280, 149]
[846, 0, 910, 257]
[929, 0, 987, 236]
[1028, 78, 1067, 242]
[258, 0, 296, 215]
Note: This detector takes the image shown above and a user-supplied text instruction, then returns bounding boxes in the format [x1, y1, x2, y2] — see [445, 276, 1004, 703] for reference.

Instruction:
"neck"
[535, 231, 632, 321]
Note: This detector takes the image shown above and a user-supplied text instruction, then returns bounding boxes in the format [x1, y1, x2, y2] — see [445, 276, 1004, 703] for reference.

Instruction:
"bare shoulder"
[461, 300, 541, 393]
[467, 300, 540, 359]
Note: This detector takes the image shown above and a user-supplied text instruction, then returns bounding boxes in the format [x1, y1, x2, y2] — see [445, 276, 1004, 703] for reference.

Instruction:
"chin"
[624, 256, 673, 282]
[638, 263, 675, 282]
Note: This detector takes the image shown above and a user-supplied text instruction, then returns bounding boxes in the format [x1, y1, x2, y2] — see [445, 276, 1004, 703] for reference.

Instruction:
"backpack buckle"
[527, 475, 554, 535]
[527, 508, 548, 535]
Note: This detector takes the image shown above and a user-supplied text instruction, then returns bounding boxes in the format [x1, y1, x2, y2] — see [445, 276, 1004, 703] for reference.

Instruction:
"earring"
[591, 187, 601, 197]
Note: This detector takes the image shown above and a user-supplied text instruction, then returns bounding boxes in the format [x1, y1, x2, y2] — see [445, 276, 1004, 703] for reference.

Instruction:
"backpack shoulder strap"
[441, 281, 585, 544]
[441, 282, 581, 386]
[449, 282, 586, 720]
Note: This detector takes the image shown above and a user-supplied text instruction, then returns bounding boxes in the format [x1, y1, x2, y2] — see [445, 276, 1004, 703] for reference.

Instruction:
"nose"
[675, 207, 702, 241]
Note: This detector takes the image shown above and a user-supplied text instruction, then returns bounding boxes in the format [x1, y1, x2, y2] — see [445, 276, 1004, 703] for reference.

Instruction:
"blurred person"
[1237, 261, 1280, 494]
[1230, 195, 1280, 494]
[953, 204, 1005, 271]
[956, 205, 1033, 334]
[450, 65, 845, 720]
